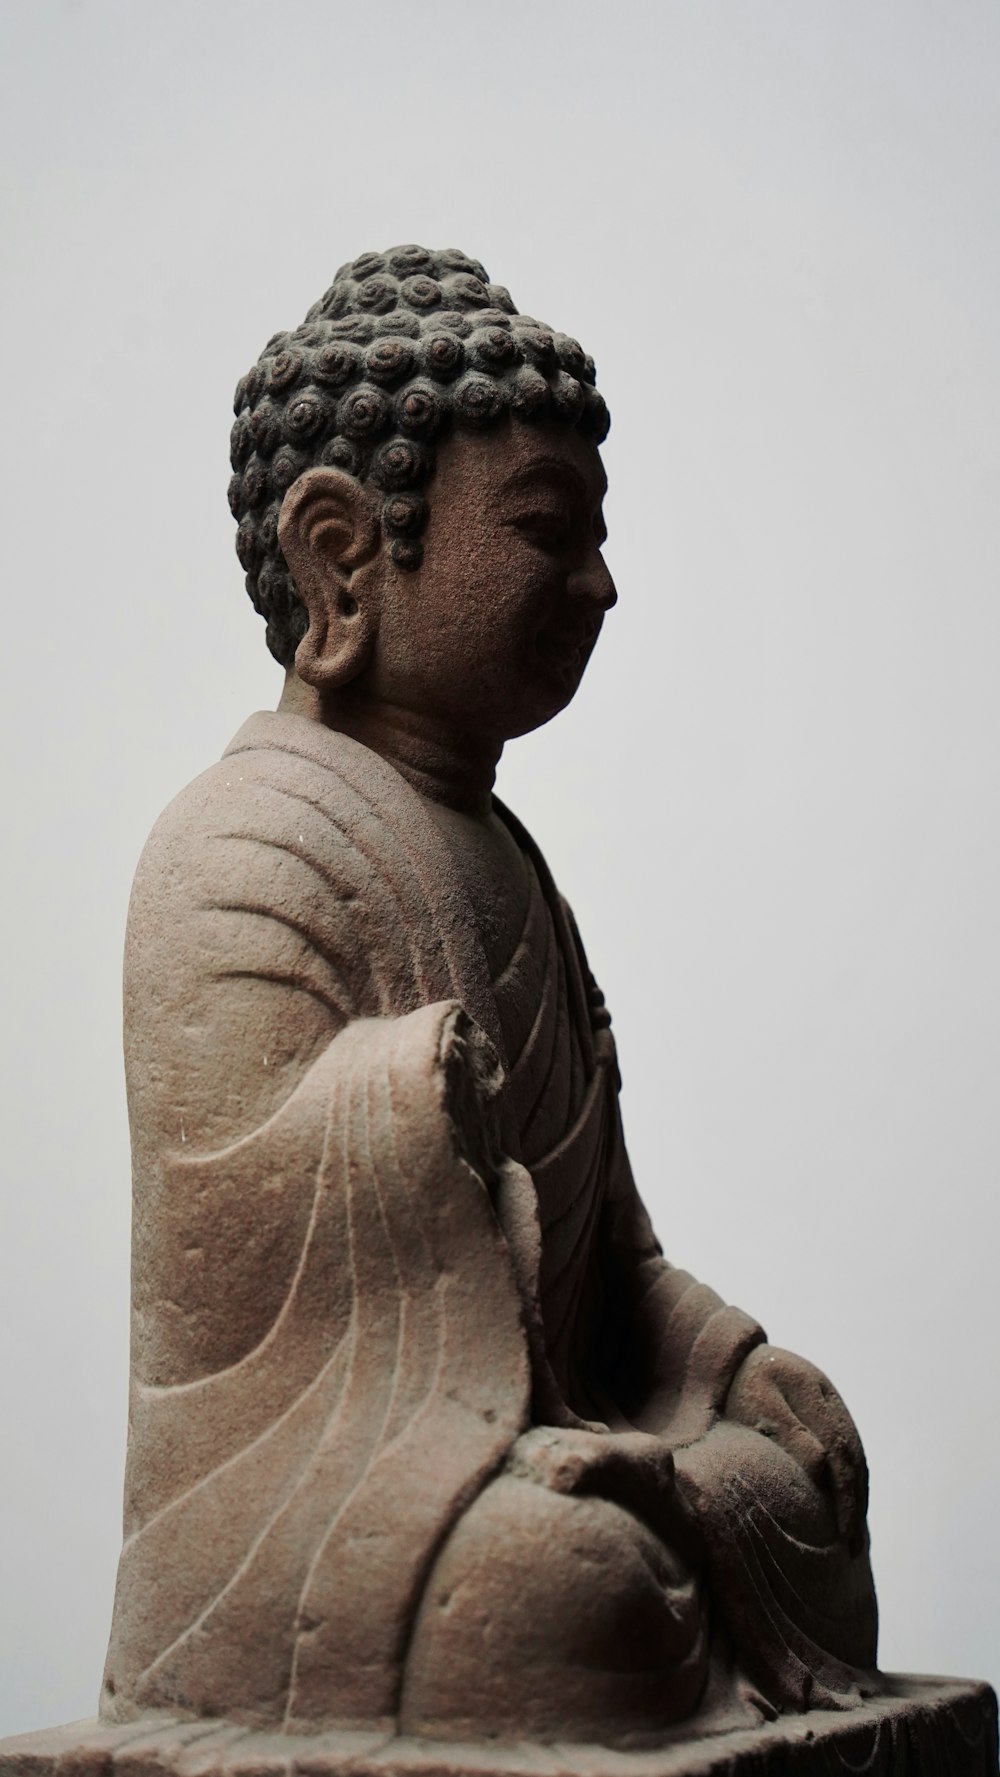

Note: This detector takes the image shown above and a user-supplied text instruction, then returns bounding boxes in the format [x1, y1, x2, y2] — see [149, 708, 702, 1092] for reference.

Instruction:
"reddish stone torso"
[426, 798, 603, 1406]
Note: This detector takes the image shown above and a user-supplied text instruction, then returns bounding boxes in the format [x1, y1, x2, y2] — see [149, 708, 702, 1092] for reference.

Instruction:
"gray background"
[1, 0, 997, 1735]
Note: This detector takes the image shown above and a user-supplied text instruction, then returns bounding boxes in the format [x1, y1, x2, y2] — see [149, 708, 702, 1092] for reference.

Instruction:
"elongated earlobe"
[292, 585, 374, 691]
[277, 468, 382, 690]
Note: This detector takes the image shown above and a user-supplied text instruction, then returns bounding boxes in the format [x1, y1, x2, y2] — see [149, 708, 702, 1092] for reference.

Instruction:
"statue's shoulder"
[138, 710, 357, 853]
[130, 710, 411, 920]
[125, 712, 472, 1032]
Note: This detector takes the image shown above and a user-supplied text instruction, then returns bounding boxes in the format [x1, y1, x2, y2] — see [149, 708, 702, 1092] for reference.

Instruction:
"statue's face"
[372, 418, 615, 742]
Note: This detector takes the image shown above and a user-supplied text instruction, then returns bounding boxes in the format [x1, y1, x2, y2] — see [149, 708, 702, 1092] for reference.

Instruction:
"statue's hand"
[724, 1345, 869, 1552]
[507, 1424, 697, 1553]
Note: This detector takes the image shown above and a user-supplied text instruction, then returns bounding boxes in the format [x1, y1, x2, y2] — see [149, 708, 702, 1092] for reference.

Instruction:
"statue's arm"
[558, 886, 867, 1530]
[596, 1109, 868, 1542]
[595, 1119, 765, 1437]
[554, 899, 766, 1436]
[124, 765, 534, 1398]
[111, 988, 535, 1721]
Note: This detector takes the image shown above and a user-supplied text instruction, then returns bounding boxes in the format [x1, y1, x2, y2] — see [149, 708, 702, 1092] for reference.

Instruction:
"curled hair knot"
[508, 366, 551, 421]
[349, 252, 387, 280]
[309, 284, 349, 322]
[390, 537, 424, 570]
[240, 459, 268, 508]
[338, 384, 391, 440]
[445, 272, 490, 307]
[320, 436, 362, 476]
[258, 504, 281, 552]
[284, 391, 328, 442]
[401, 275, 442, 310]
[371, 438, 430, 490]
[423, 333, 465, 380]
[326, 314, 375, 342]
[235, 516, 258, 572]
[267, 348, 304, 392]
[311, 342, 361, 387]
[383, 493, 427, 538]
[356, 275, 399, 314]
[550, 371, 585, 423]
[471, 326, 519, 370]
[581, 386, 611, 444]
[433, 309, 473, 338]
[230, 417, 252, 467]
[271, 446, 309, 491]
[374, 313, 421, 339]
[513, 324, 556, 366]
[249, 406, 279, 456]
[438, 249, 490, 282]
[394, 382, 442, 437]
[454, 372, 507, 428]
[365, 339, 416, 386]
[554, 334, 587, 380]
[389, 246, 435, 277]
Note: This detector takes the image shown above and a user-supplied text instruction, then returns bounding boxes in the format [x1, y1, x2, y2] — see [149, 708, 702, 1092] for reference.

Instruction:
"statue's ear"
[277, 467, 382, 690]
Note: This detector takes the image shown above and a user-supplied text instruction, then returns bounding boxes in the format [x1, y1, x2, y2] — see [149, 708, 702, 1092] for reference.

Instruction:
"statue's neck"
[278, 674, 501, 816]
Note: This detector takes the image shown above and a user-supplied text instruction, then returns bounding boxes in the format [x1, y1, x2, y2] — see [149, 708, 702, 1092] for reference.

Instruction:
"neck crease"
[279, 678, 500, 815]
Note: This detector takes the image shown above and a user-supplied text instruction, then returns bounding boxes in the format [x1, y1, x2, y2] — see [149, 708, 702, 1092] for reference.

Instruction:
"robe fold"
[102, 710, 877, 1737]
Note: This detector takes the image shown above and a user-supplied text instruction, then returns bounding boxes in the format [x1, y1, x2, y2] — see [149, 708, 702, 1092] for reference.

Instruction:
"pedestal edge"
[1, 1674, 996, 1777]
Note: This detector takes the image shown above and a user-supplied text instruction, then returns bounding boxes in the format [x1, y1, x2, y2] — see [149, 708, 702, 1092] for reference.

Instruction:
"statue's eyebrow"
[502, 458, 608, 504]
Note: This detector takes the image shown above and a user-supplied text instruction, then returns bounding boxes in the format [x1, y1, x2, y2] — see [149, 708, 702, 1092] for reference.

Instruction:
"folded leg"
[400, 1456, 709, 1744]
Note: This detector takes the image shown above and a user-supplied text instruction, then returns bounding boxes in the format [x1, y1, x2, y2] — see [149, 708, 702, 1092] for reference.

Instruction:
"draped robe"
[102, 710, 878, 1740]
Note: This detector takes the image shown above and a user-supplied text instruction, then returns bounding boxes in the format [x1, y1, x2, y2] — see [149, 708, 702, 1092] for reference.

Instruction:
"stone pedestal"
[1, 1677, 996, 1777]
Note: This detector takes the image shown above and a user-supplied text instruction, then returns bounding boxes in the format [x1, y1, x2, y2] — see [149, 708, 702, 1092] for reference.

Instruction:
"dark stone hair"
[229, 246, 611, 667]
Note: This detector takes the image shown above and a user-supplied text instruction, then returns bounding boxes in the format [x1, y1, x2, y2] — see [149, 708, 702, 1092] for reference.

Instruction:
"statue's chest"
[426, 801, 594, 1172]
[426, 799, 605, 1380]
[427, 803, 532, 985]
[487, 865, 593, 1177]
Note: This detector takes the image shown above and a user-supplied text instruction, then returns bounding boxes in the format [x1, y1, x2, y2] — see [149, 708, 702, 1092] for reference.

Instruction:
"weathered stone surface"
[1, 1678, 996, 1776]
[6, 247, 995, 1765]
[101, 252, 881, 1741]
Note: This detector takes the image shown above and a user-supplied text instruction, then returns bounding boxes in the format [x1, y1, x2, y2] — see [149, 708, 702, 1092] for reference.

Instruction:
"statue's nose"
[569, 553, 617, 614]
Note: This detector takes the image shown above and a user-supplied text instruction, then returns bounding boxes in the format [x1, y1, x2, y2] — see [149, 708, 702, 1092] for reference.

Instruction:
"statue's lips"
[535, 612, 601, 676]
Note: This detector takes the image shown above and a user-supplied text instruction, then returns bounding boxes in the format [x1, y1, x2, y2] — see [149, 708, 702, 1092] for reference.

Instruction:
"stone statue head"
[229, 246, 614, 743]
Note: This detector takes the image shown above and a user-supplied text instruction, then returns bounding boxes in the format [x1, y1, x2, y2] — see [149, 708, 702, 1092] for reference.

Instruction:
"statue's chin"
[505, 688, 578, 741]
[497, 642, 597, 740]
[536, 664, 594, 730]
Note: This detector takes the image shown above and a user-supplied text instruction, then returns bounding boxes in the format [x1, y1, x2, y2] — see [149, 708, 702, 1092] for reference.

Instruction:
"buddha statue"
[95, 244, 882, 1744]
[0, 244, 957, 1777]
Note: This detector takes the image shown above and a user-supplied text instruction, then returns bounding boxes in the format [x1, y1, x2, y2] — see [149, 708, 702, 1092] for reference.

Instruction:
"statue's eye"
[515, 510, 570, 551]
